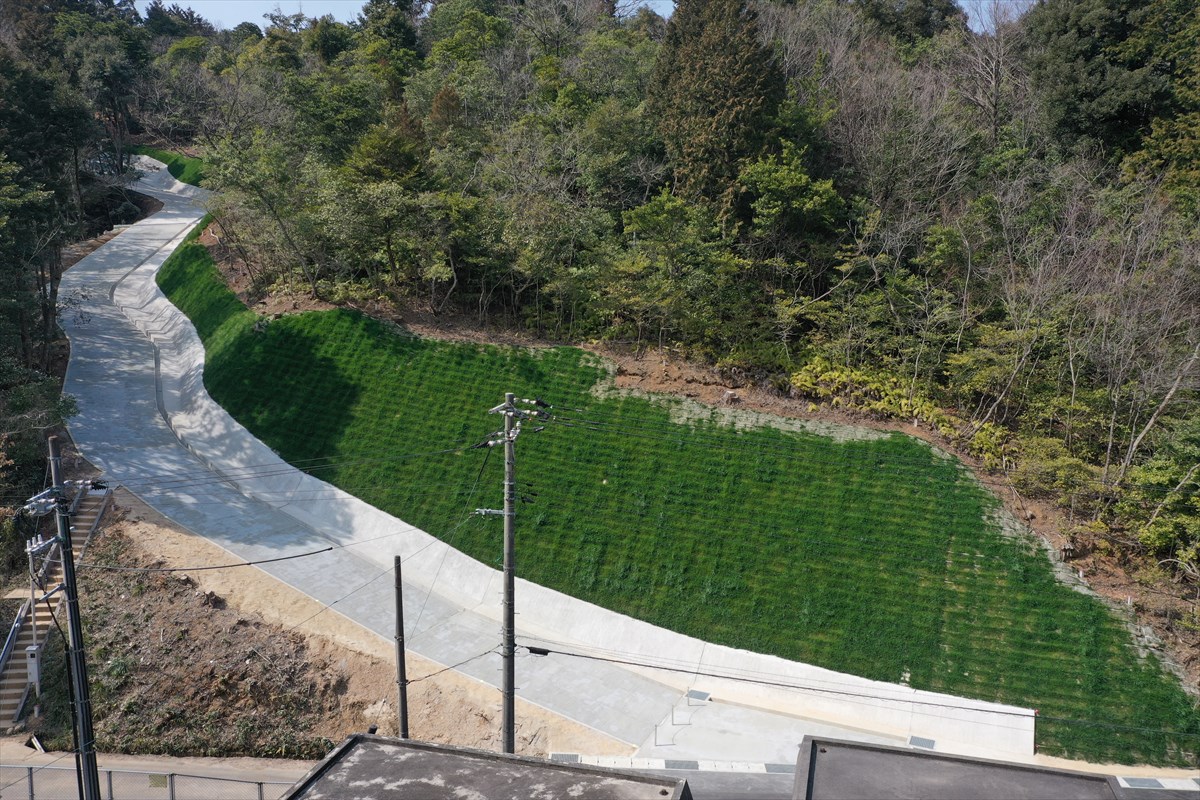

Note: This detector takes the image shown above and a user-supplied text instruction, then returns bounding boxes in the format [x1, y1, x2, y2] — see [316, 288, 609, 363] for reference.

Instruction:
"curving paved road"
[58, 158, 1024, 765]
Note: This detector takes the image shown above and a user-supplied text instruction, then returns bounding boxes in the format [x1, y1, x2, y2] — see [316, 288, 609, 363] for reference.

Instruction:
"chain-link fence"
[0, 764, 295, 800]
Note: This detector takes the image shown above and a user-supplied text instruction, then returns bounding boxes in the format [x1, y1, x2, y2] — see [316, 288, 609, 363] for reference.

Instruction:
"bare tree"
[951, 0, 1031, 147]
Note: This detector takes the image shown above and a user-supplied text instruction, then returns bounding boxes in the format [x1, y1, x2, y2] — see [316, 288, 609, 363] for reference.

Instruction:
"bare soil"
[23, 486, 630, 759]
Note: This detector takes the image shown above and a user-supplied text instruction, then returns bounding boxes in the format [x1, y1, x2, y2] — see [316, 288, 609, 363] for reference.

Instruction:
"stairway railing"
[0, 599, 31, 677]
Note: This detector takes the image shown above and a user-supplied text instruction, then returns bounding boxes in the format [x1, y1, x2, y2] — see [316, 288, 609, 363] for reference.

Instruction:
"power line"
[116, 479, 493, 506]
[73, 546, 335, 572]
[275, 515, 485, 637]
[0, 443, 487, 505]
[278, 563, 395, 635]
[409, 447, 493, 637]
[108, 443, 480, 493]
[541, 411, 1091, 494]
[52, 418, 1171, 644]
[520, 642, 1037, 717]
[31, 441, 1182, 649]
[0, 752, 77, 794]
[518, 643, 1200, 741]
[406, 647, 500, 687]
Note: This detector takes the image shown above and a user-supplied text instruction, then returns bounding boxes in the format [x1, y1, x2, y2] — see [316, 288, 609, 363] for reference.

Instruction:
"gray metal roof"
[794, 737, 1187, 800]
[283, 735, 691, 800]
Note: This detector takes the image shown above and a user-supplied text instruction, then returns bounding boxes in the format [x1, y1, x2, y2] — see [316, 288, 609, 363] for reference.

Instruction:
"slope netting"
[155, 237, 1200, 766]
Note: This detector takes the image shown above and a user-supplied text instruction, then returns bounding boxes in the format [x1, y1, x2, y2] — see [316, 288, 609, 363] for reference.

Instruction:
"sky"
[132, 1, 1018, 34]
[133, 0, 678, 31]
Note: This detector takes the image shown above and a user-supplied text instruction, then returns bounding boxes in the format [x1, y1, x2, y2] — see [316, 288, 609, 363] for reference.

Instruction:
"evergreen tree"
[856, 0, 965, 47]
[1022, 0, 1170, 158]
[1120, 0, 1200, 211]
[646, 0, 784, 214]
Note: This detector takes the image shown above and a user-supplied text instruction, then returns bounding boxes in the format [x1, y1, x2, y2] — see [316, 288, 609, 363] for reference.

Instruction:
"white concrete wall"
[113, 160, 1036, 759]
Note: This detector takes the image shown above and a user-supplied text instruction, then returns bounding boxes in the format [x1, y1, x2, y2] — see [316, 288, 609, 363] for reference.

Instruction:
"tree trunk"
[1116, 341, 1200, 484]
[1144, 463, 1200, 534]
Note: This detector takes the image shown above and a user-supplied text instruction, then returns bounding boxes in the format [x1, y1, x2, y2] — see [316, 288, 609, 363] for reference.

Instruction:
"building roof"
[795, 737, 1119, 800]
[282, 735, 691, 800]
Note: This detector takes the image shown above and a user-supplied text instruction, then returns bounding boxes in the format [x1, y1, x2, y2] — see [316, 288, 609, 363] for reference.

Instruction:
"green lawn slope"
[130, 145, 205, 187]
[158, 231, 1200, 766]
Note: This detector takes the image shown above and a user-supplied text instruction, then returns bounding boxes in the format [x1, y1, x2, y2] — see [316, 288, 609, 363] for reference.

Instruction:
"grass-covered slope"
[130, 145, 205, 186]
[157, 232, 1199, 765]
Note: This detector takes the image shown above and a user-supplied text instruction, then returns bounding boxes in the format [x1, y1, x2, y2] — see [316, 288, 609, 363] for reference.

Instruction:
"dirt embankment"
[10, 487, 630, 760]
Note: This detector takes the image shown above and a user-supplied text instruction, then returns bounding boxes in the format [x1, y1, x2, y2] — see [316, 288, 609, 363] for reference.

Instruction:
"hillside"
[2, 0, 1198, 773]
[155, 227, 1200, 765]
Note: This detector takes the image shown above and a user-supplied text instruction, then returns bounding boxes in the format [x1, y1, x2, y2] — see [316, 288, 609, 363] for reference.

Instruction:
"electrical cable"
[42, 596, 84, 800]
[0, 752, 78, 794]
[410, 447, 494, 637]
[406, 647, 500, 686]
[24, 461, 1189, 648]
[512, 631, 1098, 717]
[278, 564, 395, 635]
[66, 441, 483, 499]
[119, 479, 494, 507]
[518, 643, 1200, 741]
[72, 546, 335, 573]
[538, 408, 1190, 498]
[519, 642, 1036, 716]
[275, 508, 487, 636]
[110, 448, 478, 494]
[35, 416, 1175, 659]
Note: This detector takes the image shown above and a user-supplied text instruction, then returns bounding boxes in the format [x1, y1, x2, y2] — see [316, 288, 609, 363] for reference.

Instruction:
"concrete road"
[59, 160, 685, 749]
[56, 159, 904, 762]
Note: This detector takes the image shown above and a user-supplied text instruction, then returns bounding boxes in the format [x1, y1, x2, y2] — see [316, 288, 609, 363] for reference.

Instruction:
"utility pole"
[480, 394, 548, 754]
[500, 392, 517, 754]
[48, 437, 101, 800]
[394, 555, 409, 739]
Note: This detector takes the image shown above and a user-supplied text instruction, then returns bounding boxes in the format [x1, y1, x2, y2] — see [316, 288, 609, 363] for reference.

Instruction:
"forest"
[0, 0, 1198, 659]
